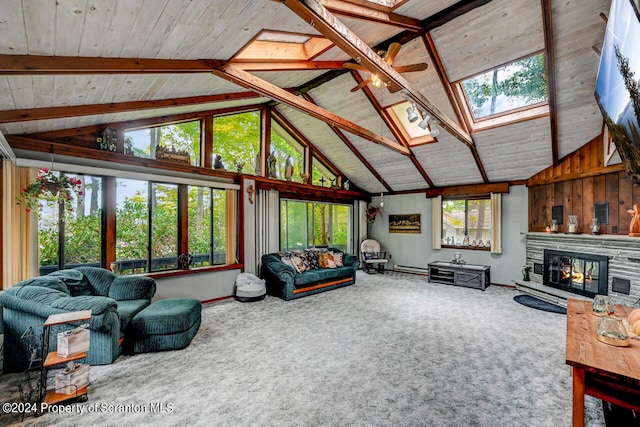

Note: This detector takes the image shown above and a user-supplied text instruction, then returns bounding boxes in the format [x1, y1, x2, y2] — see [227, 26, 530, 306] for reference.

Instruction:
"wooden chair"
[360, 239, 388, 274]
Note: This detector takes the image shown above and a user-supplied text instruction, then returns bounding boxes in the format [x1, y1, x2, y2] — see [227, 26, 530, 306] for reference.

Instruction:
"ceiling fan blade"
[350, 77, 373, 92]
[394, 63, 428, 73]
[386, 83, 403, 93]
[384, 42, 402, 65]
[343, 62, 368, 71]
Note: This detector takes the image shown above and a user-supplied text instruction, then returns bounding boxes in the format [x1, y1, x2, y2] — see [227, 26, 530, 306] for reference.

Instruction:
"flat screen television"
[595, 0, 640, 185]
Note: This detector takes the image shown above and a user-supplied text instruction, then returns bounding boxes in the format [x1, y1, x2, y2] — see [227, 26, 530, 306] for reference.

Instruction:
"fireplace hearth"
[543, 249, 608, 298]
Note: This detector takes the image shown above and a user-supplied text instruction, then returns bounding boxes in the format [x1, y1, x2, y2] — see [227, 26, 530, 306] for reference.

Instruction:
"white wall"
[368, 185, 528, 285]
[153, 268, 241, 302]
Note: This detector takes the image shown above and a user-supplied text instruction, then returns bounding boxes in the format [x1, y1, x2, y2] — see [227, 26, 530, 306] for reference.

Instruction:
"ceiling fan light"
[371, 74, 383, 88]
[418, 115, 431, 130]
[406, 105, 418, 123]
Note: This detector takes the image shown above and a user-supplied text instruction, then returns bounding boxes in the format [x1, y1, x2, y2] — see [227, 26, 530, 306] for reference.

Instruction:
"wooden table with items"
[565, 299, 640, 427]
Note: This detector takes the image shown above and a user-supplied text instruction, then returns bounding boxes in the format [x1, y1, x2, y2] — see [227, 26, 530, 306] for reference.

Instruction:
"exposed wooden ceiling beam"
[206, 60, 410, 156]
[0, 54, 346, 75]
[541, 0, 559, 166]
[421, 35, 488, 183]
[283, 0, 473, 147]
[0, 91, 264, 124]
[301, 92, 394, 192]
[317, 0, 421, 31]
[352, 71, 435, 188]
[0, 55, 214, 75]
[230, 61, 346, 71]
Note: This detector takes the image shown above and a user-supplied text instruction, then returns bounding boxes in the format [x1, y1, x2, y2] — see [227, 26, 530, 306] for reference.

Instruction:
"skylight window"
[387, 101, 436, 146]
[256, 32, 310, 44]
[456, 53, 549, 129]
[234, 31, 332, 62]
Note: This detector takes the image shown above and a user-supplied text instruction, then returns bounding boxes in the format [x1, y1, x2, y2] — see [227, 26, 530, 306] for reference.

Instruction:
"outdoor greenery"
[281, 200, 350, 251]
[462, 53, 548, 119]
[442, 198, 491, 244]
[38, 110, 341, 273]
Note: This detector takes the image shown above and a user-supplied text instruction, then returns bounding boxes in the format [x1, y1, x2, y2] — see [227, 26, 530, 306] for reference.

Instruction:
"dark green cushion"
[49, 269, 92, 296]
[14, 276, 71, 295]
[132, 299, 202, 335]
[50, 295, 117, 315]
[294, 271, 321, 287]
[74, 267, 116, 296]
[116, 299, 151, 332]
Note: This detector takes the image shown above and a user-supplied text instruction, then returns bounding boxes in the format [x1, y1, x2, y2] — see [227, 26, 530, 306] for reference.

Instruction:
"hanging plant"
[365, 206, 382, 225]
[16, 168, 83, 220]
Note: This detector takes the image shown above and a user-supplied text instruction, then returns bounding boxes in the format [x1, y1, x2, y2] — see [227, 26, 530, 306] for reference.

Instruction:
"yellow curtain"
[432, 195, 442, 249]
[225, 189, 238, 265]
[2, 161, 38, 289]
[490, 192, 502, 254]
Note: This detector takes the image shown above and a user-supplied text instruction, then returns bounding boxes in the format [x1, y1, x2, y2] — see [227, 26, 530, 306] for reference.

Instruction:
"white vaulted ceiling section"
[0, 0, 612, 193]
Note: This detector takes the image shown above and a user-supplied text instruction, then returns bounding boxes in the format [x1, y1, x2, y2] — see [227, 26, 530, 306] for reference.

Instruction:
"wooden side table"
[565, 299, 640, 427]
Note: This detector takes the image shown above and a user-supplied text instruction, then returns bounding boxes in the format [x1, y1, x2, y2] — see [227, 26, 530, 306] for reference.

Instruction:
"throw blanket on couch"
[261, 248, 360, 301]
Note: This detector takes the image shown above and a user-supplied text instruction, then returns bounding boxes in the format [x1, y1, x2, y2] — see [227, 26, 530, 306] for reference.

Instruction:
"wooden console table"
[427, 262, 490, 290]
[565, 299, 640, 427]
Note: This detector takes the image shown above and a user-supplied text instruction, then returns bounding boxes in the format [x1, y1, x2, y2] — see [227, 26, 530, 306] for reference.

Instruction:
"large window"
[188, 186, 227, 266]
[281, 200, 352, 252]
[38, 174, 103, 275]
[442, 198, 492, 248]
[214, 111, 261, 174]
[115, 179, 178, 274]
[125, 120, 201, 166]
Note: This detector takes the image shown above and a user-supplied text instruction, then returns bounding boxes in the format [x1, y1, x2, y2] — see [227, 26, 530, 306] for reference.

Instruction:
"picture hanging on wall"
[389, 214, 421, 234]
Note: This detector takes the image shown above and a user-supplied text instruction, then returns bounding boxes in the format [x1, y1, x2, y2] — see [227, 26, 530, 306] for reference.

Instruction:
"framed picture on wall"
[389, 214, 421, 234]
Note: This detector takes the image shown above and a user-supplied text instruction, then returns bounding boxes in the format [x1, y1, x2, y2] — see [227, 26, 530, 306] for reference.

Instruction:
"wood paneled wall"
[529, 171, 640, 234]
[527, 134, 639, 235]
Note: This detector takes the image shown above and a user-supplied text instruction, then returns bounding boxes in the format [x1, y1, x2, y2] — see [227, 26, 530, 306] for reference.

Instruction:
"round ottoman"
[130, 298, 202, 354]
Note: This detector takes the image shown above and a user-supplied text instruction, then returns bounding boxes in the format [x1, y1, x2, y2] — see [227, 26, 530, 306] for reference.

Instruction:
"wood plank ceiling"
[0, 0, 611, 193]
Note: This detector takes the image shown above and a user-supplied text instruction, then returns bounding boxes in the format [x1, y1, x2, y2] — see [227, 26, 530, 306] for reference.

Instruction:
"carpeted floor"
[0, 271, 605, 426]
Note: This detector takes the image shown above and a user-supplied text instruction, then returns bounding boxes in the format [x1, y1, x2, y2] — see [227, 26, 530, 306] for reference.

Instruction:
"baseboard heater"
[393, 265, 429, 275]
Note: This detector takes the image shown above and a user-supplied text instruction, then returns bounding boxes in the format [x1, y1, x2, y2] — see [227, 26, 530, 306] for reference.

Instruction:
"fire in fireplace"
[543, 249, 608, 297]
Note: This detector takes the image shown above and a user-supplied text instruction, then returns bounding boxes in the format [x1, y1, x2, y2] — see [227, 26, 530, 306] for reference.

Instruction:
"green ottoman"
[130, 298, 202, 354]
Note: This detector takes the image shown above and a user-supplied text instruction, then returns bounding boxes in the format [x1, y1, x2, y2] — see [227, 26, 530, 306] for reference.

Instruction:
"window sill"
[143, 263, 243, 279]
[441, 245, 490, 251]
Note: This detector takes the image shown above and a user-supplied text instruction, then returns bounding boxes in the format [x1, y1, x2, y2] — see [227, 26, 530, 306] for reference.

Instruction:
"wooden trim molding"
[540, 0, 559, 166]
[425, 182, 510, 198]
[292, 277, 353, 294]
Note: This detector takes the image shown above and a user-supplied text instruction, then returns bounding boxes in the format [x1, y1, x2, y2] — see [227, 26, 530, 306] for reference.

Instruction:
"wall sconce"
[406, 104, 419, 123]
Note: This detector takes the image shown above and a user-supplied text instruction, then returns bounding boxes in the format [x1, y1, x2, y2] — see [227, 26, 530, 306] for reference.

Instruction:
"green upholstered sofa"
[0, 267, 155, 372]
[261, 248, 359, 301]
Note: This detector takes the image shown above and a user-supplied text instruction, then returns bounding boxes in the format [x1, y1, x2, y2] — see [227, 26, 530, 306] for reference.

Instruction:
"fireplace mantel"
[523, 232, 640, 306]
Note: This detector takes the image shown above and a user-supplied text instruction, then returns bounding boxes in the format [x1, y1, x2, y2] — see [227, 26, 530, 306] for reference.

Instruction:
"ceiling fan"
[343, 42, 428, 93]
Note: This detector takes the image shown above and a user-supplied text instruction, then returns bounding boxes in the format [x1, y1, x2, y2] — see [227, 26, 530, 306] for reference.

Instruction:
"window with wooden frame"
[453, 52, 549, 132]
[233, 30, 333, 62]
[125, 120, 201, 166]
[213, 110, 261, 174]
[386, 101, 437, 146]
[441, 197, 492, 250]
[271, 120, 305, 183]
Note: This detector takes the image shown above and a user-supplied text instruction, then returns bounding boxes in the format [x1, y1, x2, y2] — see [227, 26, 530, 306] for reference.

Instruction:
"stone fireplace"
[521, 233, 640, 306]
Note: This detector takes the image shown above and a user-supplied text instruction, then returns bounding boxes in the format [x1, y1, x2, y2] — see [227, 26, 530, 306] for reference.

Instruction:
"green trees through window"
[126, 121, 201, 166]
[38, 174, 102, 274]
[442, 198, 492, 247]
[461, 53, 547, 119]
[281, 200, 352, 252]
